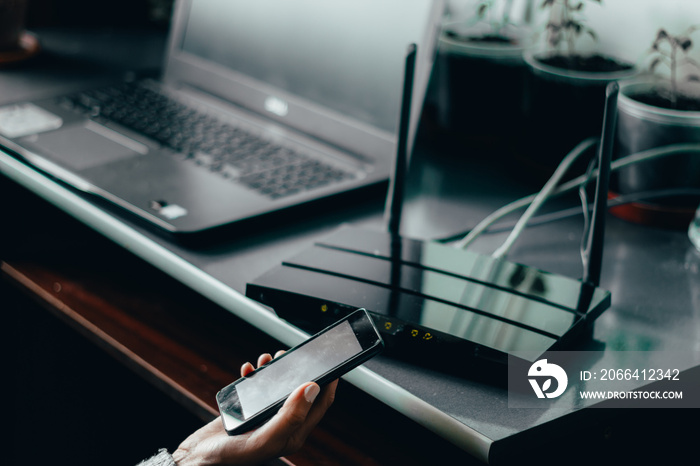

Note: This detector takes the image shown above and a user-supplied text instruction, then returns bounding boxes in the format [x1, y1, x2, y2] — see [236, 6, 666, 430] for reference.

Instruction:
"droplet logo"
[528, 359, 568, 399]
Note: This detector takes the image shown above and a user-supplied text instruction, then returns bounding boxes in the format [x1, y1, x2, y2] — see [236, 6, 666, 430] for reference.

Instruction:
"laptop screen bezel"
[161, 0, 444, 163]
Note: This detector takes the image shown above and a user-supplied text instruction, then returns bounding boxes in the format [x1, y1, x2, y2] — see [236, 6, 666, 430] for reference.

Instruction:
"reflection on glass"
[321, 226, 610, 310]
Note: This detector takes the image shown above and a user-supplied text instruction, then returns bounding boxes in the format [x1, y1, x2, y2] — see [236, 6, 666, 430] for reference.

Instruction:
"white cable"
[490, 137, 598, 259]
[455, 142, 700, 251]
[455, 137, 597, 250]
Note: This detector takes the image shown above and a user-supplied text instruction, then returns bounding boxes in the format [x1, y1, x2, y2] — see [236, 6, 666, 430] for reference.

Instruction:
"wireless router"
[246, 225, 611, 366]
[246, 45, 616, 372]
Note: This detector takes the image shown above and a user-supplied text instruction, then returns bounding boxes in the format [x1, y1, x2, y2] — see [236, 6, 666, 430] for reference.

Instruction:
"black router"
[246, 45, 616, 371]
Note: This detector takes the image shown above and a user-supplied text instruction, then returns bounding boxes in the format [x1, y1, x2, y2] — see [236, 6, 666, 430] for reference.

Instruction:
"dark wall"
[26, 0, 173, 30]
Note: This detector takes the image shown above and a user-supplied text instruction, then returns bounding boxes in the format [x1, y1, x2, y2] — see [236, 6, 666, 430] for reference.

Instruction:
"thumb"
[253, 382, 320, 452]
[274, 382, 320, 431]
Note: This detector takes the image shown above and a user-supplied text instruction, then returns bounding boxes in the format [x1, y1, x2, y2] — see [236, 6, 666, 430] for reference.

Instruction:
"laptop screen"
[166, 0, 441, 162]
[179, 0, 434, 135]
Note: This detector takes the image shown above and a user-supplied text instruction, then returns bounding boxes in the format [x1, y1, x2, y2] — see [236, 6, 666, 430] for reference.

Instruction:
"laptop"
[0, 0, 444, 236]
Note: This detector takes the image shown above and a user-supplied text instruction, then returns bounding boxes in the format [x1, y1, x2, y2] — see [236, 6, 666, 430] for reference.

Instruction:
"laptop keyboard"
[59, 82, 355, 199]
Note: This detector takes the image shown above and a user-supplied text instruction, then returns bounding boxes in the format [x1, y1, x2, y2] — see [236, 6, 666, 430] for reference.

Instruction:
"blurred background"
[444, 0, 700, 68]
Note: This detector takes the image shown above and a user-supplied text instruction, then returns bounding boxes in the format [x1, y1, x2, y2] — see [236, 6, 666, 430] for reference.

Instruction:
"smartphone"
[216, 308, 384, 435]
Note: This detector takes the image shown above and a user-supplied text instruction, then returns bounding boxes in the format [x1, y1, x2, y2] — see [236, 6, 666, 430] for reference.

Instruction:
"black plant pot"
[438, 23, 531, 155]
[611, 79, 700, 228]
[523, 51, 636, 174]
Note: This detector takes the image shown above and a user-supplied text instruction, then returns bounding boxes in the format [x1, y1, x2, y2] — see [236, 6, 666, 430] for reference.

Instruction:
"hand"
[172, 351, 338, 466]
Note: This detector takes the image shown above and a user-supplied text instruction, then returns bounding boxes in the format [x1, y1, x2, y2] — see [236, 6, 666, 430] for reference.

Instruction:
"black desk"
[3, 29, 700, 465]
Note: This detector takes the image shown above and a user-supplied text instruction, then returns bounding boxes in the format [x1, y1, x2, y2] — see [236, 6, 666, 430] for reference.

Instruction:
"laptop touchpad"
[25, 121, 148, 171]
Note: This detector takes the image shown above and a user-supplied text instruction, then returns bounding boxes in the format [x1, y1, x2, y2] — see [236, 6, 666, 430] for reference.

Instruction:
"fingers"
[240, 350, 286, 377]
[257, 352, 273, 367]
[240, 361, 254, 377]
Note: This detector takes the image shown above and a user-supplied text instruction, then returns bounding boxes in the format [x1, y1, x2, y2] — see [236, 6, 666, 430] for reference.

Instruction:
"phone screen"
[217, 309, 382, 433]
[238, 319, 362, 418]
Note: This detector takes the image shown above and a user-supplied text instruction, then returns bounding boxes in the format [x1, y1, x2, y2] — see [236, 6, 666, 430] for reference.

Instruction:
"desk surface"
[3, 28, 700, 465]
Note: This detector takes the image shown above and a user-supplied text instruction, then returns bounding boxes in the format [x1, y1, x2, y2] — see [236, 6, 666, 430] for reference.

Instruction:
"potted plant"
[612, 26, 700, 228]
[523, 0, 636, 171]
[437, 0, 533, 154]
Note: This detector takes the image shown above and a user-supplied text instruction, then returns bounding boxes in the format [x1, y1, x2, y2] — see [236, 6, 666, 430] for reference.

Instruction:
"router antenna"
[385, 43, 417, 236]
[582, 82, 619, 287]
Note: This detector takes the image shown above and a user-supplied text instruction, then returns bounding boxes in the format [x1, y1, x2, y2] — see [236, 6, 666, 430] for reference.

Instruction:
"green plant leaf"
[649, 57, 662, 71]
[680, 37, 693, 51]
[564, 19, 582, 31]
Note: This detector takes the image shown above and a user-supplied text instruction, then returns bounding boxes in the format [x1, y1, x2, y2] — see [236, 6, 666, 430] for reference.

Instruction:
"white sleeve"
[136, 448, 177, 466]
